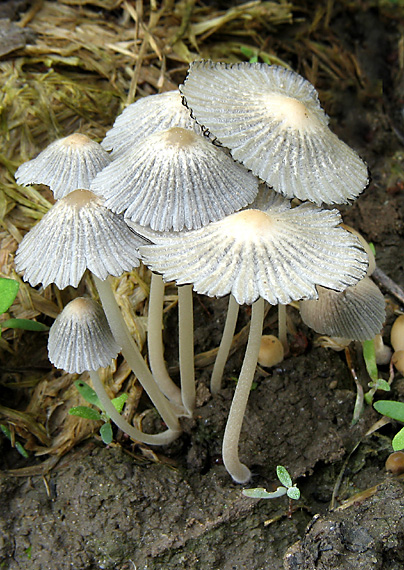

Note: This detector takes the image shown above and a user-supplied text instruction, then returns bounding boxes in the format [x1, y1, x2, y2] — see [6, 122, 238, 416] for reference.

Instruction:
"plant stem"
[94, 275, 181, 433]
[148, 273, 183, 406]
[89, 370, 179, 445]
[210, 295, 239, 394]
[222, 297, 265, 483]
[178, 284, 195, 415]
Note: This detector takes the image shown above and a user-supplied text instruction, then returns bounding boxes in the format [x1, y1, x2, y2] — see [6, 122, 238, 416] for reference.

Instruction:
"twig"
[372, 266, 404, 306]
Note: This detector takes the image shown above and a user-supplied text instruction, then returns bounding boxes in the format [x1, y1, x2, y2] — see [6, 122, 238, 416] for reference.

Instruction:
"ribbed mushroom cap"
[180, 60, 369, 205]
[299, 276, 385, 341]
[102, 90, 203, 158]
[137, 202, 368, 305]
[91, 127, 259, 232]
[15, 134, 111, 199]
[15, 190, 145, 289]
[48, 297, 121, 373]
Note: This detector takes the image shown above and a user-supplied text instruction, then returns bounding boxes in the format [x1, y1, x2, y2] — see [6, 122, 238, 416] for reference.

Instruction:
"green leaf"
[392, 427, 404, 451]
[374, 400, 404, 423]
[0, 424, 11, 440]
[15, 441, 29, 458]
[373, 379, 391, 392]
[0, 277, 19, 314]
[1, 318, 49, 331]
[242, 486, 287, 499]
[287, 486, 301, 500]
[74, 380, 102, 409]
[100, 422, 113, 445]
[362, 339, 379, 382]
[276, 465, 292, 488]
[68, 406, 102, 421]
[111, 393, 128, 414]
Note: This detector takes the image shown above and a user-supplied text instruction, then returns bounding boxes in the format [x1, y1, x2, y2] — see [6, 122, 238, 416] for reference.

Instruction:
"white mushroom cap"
[180, 60, 369, 205]
[91, 127, 259, 232]
[48, 297, 121, 373]
[15, 190, 145, 289]
[299, 276, 386, 341]
[15, 134, 112, 199]
[102, 90, 203, 158]
[137, 202, 368, 305]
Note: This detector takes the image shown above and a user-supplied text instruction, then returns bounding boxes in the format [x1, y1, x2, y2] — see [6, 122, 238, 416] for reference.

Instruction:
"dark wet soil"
[1, 2, 404, 569]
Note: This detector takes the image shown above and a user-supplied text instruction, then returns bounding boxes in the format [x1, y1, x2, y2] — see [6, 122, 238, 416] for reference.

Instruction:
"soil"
[1, 1, 404, 570]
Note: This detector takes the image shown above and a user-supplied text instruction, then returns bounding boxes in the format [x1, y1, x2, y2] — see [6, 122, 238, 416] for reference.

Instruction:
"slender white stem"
[94, 275, 181, 433]
[178, 284, 195, 416]
[148, 273, 182, 406]
[222, 297, 265, 483]
[278, 304, 288, 352]
[89, 370, 180, 445]
[211, 295, 239, 394]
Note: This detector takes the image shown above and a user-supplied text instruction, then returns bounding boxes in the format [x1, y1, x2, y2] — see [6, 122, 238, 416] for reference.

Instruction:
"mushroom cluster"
[14, 59, 383, 483]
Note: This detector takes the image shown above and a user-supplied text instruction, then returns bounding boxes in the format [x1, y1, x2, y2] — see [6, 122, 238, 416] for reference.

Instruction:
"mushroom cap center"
[64, 189, 97, 209]
[62, 297, 94, 319]
[222, 209, 272, 241]
[162, 127, 198, 148]
[263, 94, 314, 130]
[63, 133, 92, 147]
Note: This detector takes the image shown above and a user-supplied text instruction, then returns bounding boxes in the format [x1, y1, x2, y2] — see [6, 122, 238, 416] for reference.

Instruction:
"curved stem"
[148, 273, 183, 406]
[222, 297, 265, 483]
[89, 370, 180, 445]
[211, 295, 239, 394]
[94, 275, 181, 433]
[178, 284, 195, 415]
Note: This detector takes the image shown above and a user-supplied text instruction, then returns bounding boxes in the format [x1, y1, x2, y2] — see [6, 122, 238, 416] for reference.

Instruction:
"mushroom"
[299, 276, 386, 342]
[258, 335, 285, 368]
[391, 315, 404, 375]
[91, 126, 259, 231]
[102, 90, 203, 158]
[48, 297, 179, 444]
[94, 123, 259, 415]
[15, 189, 181, 433]
[15, 133, 111, 199]
[180, 60, 369, 205]
[138, 197, 368, 482]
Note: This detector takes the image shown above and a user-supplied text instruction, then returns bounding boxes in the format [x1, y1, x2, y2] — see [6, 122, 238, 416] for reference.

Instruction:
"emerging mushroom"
[15, 133, 111, 199]
[180, 60, 369, 205]
[48, 297, 180, 445]
[138, 196, 368, 482]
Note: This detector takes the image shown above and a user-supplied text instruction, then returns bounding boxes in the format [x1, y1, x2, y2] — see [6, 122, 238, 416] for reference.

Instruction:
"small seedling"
[373, 400, 404, 451]
[242, 465, 300, 500]
[69, 380, 128, 445]
[363, 338, 390, 405]
[0, 424, 29, 457]
[0, 277, 48, 336]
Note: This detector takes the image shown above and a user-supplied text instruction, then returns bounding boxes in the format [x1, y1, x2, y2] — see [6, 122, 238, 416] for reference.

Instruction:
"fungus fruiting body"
[15, 189, 144, 289]
[15, 133, 111, 199]
[48, 297, 179, 445]
[138, 197, 368, 482]
[102, 90, 203, 157]
[180, 60, 369, 205]
[92, 126, 259, 231]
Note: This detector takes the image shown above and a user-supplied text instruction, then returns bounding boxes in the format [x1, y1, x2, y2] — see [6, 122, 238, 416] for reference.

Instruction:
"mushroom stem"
[222, 297, 265, 483]
[148, 273, 183, 406]
[211, 295, 240, 394]
[89, 370, 180, 445]
[93, 275, 181, 432]
[278, 304, 288, 352]
[178, 284, 196, 415]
